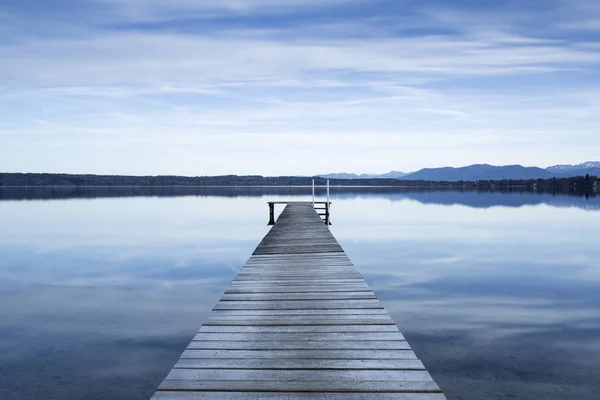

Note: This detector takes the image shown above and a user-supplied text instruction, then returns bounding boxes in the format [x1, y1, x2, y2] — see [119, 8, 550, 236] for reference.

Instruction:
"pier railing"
[268, 178, 332, 225]
[268, 201, 330, 225]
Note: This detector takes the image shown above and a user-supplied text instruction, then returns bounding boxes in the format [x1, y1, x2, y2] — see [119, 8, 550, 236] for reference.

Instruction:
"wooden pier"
[268, 201, 330, 225]
[152, 202, 445, 399]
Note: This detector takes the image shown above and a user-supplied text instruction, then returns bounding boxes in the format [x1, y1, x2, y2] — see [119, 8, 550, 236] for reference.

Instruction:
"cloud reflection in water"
[331, 194, 600, 399]
[0, 189, 599, 399]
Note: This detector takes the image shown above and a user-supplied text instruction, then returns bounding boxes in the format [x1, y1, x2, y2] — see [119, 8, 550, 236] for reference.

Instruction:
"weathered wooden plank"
[158, 380, 441, 392]
[232, 278, 364, 283]
[228, 284, 368, 289]
[186, 340, 411, 350]
[244, 264, 352, 267]
[247, 258, 351, 261]
[245, 260, 353, 264]
[213, 300, 384, 310]
[241, 268, 356, 272]
[237, 269, 358, 274]
[254, 248, 346, 255]
[202, 319, 396, 326]
[243, 264, 356, 267]
[248, 252, 350, 256]
[239, 269, 359, 274]
[225, 287, 372, 293]
[179, 349, 419, 360]
[245, 262, 353, 265]
[233, 275, 364, 280]
[209, 309, 389, 316]
[247, 258, 351, 260]
[197, 325, 401, 333]
[192, 332, 406, 341]
[244, 260, 354, 265]
[152, 393, 446, 400]
[206, 314, 394, 321]
[234, 275, 361, 279]
[240, 264, 356, 268]
[174, 359, 423, 370]
[220, 293, 377, 300]
[165, 369, 434, 382]
[246, 259, 352, 262]
[230, 279, 365, 285]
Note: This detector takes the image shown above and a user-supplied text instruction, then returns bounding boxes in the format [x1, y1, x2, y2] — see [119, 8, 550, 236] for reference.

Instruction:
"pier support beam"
[268, 202, 275, 225]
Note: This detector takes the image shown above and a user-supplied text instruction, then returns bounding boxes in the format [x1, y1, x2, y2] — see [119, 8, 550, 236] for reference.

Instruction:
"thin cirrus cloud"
[0, 0, 599, 175]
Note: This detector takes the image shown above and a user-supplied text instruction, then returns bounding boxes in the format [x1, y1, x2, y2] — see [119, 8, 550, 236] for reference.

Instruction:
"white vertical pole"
[312, 179, 315, 205]
[327, 179, 330, 205]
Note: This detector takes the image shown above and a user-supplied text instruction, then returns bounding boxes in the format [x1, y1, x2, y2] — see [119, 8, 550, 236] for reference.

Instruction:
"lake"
[1, 187, 599, 400]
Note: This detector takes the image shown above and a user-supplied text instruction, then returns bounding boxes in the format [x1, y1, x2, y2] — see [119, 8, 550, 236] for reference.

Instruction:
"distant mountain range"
[546, 161, 600, 174]
[319, 162, 600, 182]
[319, 171, 408, 179]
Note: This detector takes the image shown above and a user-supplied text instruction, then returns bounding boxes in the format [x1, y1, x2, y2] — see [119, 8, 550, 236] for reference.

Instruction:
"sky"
[1, 0, 599, 176]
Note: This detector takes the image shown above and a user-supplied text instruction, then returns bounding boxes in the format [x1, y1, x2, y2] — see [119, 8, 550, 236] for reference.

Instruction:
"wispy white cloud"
[1, 0, 599, 174]
[92, 0, 367, 22]
[2, 30, 598, 87]
[560, 19, 600, 31]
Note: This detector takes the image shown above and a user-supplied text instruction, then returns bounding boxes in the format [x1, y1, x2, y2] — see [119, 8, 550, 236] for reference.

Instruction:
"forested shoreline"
[0, 172, 597, 195]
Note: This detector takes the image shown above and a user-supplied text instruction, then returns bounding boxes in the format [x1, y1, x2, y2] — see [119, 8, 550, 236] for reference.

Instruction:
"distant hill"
[378, 171, 409, 179]
[319, 171, 407, 180]
[318, 173, 374, 179]
[402, 164, 554, 181]
[322, 162, 600, 182]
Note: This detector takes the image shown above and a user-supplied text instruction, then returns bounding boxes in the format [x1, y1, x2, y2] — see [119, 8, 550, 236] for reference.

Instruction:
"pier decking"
[152, 202, 445, 399]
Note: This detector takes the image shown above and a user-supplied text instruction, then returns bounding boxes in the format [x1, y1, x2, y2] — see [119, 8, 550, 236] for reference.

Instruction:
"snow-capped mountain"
[319, 171, 407, 179]
[547, 161, 600, 172]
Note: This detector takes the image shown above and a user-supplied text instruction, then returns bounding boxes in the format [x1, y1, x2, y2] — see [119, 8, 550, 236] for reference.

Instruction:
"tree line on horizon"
[0, 172, 598, 193]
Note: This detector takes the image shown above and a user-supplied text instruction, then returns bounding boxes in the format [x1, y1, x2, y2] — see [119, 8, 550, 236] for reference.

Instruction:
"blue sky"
[1, 0, 599, 175]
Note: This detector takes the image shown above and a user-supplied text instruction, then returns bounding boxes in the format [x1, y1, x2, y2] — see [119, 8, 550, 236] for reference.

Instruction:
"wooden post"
[268, 202, 275, 225]
[312, 179, 315, 205]
[326, 179, 331, 225]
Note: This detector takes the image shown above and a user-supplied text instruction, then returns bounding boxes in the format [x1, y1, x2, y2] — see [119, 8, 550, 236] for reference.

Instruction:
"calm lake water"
[1, 187, 599, 400]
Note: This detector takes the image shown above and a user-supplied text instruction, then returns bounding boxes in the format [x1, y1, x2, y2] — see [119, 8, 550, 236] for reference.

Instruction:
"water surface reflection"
[331, 197, 600, 400]
[0, 188, 598, 399]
